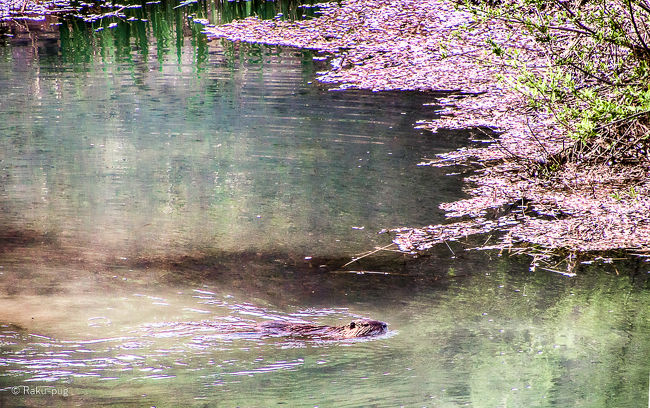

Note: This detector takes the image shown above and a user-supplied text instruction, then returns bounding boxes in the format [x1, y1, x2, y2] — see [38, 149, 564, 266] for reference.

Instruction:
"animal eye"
[349, 322, 356, 328]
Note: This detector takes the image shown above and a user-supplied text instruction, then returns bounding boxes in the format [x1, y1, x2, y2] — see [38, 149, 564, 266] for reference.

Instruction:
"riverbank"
[204, 0, 650, 256]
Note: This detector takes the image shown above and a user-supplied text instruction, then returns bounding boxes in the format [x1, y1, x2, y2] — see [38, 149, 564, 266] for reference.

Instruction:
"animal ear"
[349, 321, 356, 328]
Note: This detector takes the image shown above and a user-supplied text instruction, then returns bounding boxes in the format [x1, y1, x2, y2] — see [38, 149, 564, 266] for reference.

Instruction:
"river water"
[0, 2, 648, 407]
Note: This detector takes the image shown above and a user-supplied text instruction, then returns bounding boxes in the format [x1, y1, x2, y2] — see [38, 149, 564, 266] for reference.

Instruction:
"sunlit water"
[0, 2, 649, 407]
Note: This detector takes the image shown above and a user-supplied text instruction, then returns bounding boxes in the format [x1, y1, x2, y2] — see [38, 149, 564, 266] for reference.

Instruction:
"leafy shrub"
[460, 0, 650, 165]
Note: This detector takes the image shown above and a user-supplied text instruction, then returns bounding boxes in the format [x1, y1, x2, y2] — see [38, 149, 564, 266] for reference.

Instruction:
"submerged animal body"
[258, 319, 388, 339]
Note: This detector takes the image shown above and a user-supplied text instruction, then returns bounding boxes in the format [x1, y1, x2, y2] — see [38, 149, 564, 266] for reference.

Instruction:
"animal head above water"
[341, 319, 388, 338]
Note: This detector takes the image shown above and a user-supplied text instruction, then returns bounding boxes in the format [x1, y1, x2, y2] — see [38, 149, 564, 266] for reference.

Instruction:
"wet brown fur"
[258, 319, 388, 339]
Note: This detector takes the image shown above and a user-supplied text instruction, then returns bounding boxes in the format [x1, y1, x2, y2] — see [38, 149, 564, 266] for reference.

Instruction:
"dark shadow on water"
[2, 227, 648, 305]
[0, 227, 486, 303]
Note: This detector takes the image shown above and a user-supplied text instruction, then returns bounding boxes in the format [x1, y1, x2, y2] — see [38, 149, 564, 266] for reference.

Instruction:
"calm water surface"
[0, 2, 648, 407]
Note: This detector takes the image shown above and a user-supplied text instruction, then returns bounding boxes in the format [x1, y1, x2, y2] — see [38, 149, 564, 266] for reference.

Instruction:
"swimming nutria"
[258, 319, 388, 339]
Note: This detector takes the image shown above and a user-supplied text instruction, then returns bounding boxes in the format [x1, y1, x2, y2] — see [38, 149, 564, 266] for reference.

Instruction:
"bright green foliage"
[461, 0, 650, 164]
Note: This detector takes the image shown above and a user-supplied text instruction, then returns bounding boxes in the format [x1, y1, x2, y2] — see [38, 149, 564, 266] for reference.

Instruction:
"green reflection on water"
[58, 0, 211, 68]
[404, 260, 650, 408]
[0, 252, 647, 407]
[55, 0, 322, 69]
[0, 6, 462, 258]
[213, 0, 322, 23]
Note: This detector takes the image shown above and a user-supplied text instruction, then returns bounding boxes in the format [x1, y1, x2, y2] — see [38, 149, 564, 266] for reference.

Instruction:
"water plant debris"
[204, 0, 650, 256]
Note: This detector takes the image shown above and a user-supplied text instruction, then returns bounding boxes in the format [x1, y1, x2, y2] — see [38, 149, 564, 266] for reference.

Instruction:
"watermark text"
[10, 385, 69, 397]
